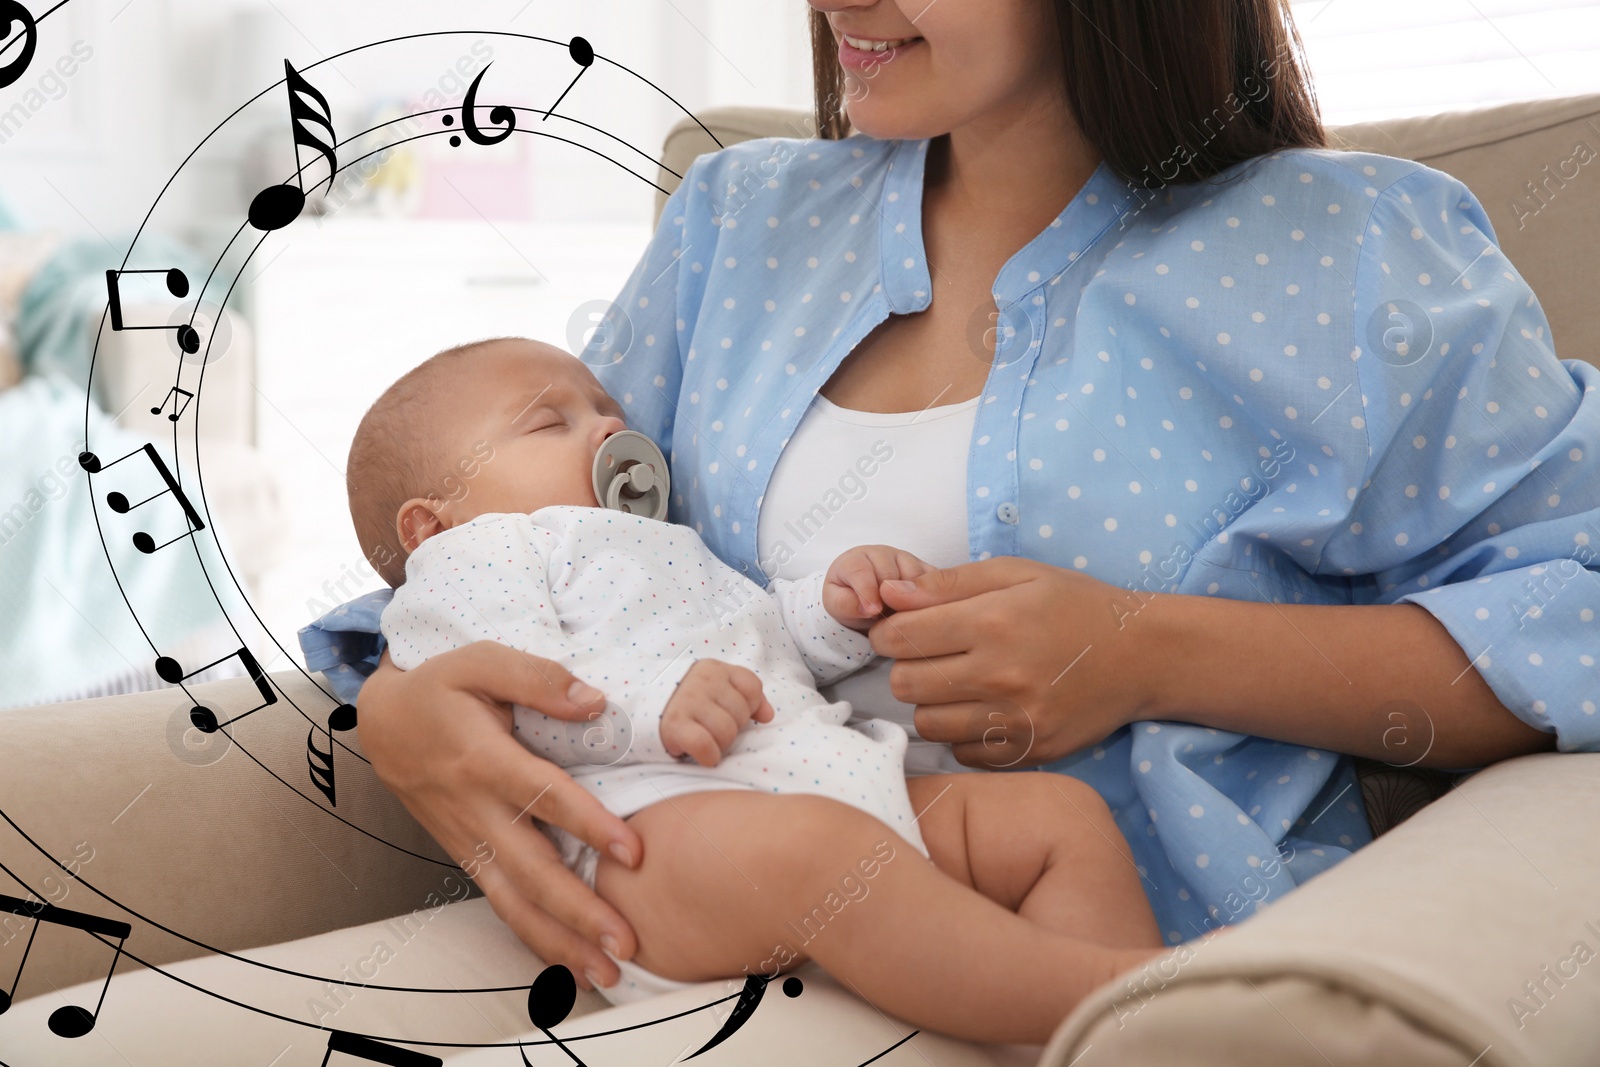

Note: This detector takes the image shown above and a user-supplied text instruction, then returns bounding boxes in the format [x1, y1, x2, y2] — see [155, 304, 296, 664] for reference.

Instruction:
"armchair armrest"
[0, 670, 462, 1001]
[1041, 752, 1600, 1067]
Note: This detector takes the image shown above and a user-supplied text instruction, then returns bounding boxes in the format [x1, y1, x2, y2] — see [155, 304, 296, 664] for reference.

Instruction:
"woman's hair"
[809, 0, 1325, 187]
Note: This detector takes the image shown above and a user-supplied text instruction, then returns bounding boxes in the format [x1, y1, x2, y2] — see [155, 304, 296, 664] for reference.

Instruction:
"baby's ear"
[395, 497, 449, 555]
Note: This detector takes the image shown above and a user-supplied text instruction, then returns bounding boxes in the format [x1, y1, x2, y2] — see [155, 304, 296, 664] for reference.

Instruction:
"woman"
[353, 0, 1594, 996]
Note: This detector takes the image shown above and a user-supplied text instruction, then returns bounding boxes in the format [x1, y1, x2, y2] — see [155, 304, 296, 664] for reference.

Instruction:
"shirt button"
[997, 503, 1020, 525]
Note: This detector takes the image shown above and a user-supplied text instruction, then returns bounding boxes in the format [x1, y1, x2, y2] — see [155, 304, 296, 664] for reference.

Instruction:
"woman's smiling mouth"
[840, 33, 922, 52]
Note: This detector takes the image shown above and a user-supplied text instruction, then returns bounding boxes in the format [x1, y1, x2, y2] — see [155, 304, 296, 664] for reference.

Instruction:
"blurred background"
[1, 0, 1598, 706]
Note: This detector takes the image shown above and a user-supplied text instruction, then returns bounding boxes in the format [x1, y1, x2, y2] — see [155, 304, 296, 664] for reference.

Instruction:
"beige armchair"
[3, 94, 1598, 1066]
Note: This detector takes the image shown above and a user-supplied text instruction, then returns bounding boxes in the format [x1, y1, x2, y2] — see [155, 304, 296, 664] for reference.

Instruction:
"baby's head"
[347, 337, 628, 586]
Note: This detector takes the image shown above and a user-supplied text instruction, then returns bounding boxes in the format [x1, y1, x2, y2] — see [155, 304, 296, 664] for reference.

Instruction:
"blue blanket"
[0, 375, 246, 707]
[1, 233, 247, 708]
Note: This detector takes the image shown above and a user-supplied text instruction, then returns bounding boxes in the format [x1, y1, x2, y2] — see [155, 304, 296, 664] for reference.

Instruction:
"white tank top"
[756, 392, 980, 775]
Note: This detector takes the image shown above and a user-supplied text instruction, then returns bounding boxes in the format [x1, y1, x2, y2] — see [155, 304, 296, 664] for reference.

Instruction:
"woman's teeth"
[842, 34, 919, 52]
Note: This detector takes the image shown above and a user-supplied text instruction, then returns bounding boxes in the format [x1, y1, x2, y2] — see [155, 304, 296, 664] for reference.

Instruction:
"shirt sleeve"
[298, 588, 395, 706]
[1317, 167, 1600, 751]
[766, 569, 877, 687]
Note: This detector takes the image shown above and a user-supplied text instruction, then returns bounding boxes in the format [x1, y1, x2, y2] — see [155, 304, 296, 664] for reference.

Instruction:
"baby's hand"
[824, 545, 934, 632]
[660, 659, 776, 767]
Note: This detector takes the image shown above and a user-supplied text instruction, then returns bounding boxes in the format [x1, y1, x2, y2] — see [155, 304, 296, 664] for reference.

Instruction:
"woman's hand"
[869, 558, 1156, 768]
[357, 641, 642, 991]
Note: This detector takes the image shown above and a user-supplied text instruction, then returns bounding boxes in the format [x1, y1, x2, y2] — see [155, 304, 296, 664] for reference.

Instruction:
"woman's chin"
[840, 105, 951, 143]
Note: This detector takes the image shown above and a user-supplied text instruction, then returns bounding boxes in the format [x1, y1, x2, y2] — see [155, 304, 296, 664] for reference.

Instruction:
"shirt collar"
[879, 137, 934, 314]
[878, 136, 1143, 310]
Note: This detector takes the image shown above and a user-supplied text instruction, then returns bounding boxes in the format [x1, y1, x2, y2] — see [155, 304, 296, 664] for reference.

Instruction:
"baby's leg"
[907, 772, 1163, 947]
[593, 789, 1164, 1045]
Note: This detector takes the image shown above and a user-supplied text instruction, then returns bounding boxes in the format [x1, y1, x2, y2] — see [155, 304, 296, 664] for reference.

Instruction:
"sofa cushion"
[0, 897, 609, 1064]
[1331, 93, 1600, 371]
[4, 894, 1031, 1066]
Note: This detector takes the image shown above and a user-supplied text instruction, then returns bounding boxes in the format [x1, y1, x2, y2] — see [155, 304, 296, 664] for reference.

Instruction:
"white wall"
[1291, 0, 1600, 125]
[0, 0, 816, 236]
[26, 0, 1598, 238]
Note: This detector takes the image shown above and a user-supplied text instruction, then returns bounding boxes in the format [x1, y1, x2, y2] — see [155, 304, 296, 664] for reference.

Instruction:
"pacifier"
[591, 430, 671, 521]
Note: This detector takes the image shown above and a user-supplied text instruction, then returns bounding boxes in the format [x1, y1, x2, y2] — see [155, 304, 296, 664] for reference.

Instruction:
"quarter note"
[307, 703, 357, 806]
[320, 1030, 441, 1067]
[542, 38, 595, 121]
[249, 59, 338, 232]
[151, 387, 194, 423]
[686, 973, 804, 1059]
[445, 63, 516, 147]
[77, 443, 206, 554]
[0, 894, 132, 1039]
[154, 646, 277, 732]
[516, 964, 587, 1066]
[105, 269, 201, 355]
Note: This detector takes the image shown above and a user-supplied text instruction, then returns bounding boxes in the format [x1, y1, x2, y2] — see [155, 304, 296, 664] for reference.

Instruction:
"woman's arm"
[357, 643, 643, 990]
[871, 559, 1561, 771]
[1139, 592, 1554, 768]
[879, 166, 1599, 770]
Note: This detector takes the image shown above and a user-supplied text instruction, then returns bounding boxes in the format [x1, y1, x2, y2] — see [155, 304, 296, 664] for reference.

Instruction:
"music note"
[685, 973, 804, 1059]
[515, 964, 587, 1066]
[543, 38, 595, 122]
[307, 703, 357, 806]
[105, 269, 201, 355]
[248, 59, 338, 232]
[0, 2, 37, 90]
[0, 894, 132, 1039]
[443, 62, 516, 147]
[77, 443, 205, 554]
[320, 1030, 441, 1067]
[151, 387, 194, 423]
[152, 646, 276, 732]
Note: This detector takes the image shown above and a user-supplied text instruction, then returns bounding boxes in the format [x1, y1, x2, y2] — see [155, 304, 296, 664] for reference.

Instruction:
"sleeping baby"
[346, 337, 1164, 1044]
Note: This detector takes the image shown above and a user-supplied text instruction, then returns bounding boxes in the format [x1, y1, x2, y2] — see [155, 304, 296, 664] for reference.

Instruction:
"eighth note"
[105, 269, 202, 355]
[249, 59, 338, 232]
[155, 646, 277, 732]
[78, 443, 205, 554]
[445, 62, 516, 147]
[0, 894, 132, 1039]
[151, 387, 194, 423]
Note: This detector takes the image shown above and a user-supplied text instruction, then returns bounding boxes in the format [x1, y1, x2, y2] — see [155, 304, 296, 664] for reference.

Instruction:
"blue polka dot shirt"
[576, 133, 1600, 943]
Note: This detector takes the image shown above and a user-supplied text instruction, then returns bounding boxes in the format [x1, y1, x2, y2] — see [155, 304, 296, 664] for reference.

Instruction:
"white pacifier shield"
[591, 430, 670, 521]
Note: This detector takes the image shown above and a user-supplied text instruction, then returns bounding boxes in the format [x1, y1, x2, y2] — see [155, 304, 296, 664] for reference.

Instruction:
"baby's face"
[419, 340, 627, 527]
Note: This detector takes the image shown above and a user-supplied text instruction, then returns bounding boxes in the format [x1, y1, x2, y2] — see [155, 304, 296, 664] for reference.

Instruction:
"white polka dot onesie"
[381, 506, 929, 860]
